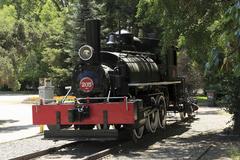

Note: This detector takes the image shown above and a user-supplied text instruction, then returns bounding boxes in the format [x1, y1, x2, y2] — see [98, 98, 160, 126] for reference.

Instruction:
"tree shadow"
[0, 124, 34, 133]
[113, 128, 240, 160]
[112, 120, 195, 159]
[45, 118, 197, 159]
[45, 141, 120, 159]
[42, 117, 237, 160]
[0, 119, 19, 125]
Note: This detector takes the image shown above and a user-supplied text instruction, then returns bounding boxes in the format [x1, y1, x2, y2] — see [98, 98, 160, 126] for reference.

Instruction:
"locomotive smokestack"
[85, 19, 101, 64]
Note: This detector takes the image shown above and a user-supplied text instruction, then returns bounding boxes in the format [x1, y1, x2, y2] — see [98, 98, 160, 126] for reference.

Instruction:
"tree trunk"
[233, 112, 240, 134]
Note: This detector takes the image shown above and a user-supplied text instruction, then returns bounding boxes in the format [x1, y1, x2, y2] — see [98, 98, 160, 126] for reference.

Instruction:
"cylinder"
[85, 19, 101, 64]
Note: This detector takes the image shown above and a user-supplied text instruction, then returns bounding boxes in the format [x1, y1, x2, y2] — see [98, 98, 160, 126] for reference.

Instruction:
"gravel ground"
[103, 106, 237, 160]
[0, 135, 73, 160]
[0, 103, 39, 143]
[35, 141, 120, 160]
[104, 133, 240, 160]
[0, 94, 74, 160]
[0, 95, 39, 143]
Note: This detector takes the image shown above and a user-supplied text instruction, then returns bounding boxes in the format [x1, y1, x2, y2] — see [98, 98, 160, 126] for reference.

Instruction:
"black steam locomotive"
[32, 19, 198, 141]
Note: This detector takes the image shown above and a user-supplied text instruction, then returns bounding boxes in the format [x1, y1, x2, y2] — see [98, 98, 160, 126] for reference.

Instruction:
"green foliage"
[0, 56, 14, 87]
[102, 0, 139, 32]
[178, 52, 204, 91]
[206, 1, 240, 95]
[136, 0, 240, 131]
[0, 0, 142, 92]
[71, 0, 98, 56]
[229, 147, 240, 160]
[0, 0, 63, 90]
[202, 1, 240, 132]
[0, 5, 16, 31]
[0, 0, 102, 92]
[195, 96, 208, 104]
[0, 5, 25, 90]
[137, 1, 232, 65]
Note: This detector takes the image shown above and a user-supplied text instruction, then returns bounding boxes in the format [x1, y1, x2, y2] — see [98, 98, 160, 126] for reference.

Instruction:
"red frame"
[32, 101, 136, 125]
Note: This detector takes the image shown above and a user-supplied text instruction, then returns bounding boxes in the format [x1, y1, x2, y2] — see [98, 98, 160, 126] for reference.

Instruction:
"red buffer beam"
[32, 101, 136, 125]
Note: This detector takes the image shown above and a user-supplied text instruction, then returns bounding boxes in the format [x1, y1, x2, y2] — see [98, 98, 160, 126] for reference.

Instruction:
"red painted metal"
[32, 101, 135, 125]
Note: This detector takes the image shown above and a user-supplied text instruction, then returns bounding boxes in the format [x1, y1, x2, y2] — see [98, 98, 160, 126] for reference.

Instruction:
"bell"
[107, 34, 116, 45]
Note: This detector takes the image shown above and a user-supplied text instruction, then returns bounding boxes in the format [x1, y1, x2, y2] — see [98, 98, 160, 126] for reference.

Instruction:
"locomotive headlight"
[78, 45, 94, 61]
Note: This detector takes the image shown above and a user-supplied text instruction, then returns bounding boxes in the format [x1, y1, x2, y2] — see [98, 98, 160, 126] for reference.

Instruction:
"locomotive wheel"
[132, 125, 144, 141]
[157, 96, 167, 129]
[146, 109, 159, 133]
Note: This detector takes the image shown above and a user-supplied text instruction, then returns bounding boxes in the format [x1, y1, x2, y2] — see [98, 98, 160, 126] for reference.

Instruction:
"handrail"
[76, 96, 126, 100]
[39, 96, 129, 111]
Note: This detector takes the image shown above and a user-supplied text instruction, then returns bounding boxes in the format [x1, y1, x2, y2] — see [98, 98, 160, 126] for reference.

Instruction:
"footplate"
[44, 129, 119, 141]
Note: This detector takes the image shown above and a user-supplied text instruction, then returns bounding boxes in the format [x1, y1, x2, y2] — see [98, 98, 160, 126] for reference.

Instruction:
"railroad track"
[11, 141, 81, 160]
[10, 117, 195, 160]
[11, 138, 131, 160]
[195, 144, 214, 160]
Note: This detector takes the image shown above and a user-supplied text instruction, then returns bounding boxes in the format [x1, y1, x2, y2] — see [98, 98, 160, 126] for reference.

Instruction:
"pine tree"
[72, 0, 97, 61]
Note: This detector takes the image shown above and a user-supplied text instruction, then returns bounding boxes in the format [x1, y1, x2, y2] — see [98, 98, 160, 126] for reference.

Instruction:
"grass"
[21, 96, 39, 104]
[22, 95, 76, 104]
[53, 96, 76, 103]
[196, 96, 208, 100]
[195, 96, 208, 104]
[229, 147, 240, 160]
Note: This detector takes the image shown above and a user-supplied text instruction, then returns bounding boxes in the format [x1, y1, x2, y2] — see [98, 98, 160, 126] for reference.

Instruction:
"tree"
[136, 0, 240, 133]
[178, 52, 204, 92]
[100, 0, 139, 34]
[0, 4, 23, 90]
[39, 0, 101, 94]
[0, 1, 52, 91]
[207, 1, 240, 133]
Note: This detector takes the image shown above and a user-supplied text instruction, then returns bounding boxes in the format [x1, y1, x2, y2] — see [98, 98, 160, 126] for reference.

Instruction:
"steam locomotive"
[32, 19, 198, 141]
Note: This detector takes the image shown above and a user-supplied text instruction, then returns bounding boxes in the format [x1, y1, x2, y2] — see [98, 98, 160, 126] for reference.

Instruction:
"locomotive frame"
[32, 19, 198, 141]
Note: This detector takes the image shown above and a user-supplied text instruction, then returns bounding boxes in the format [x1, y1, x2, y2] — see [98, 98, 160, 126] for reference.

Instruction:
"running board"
[128, 81, 181, 87]
[44, 129, 118, 141]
